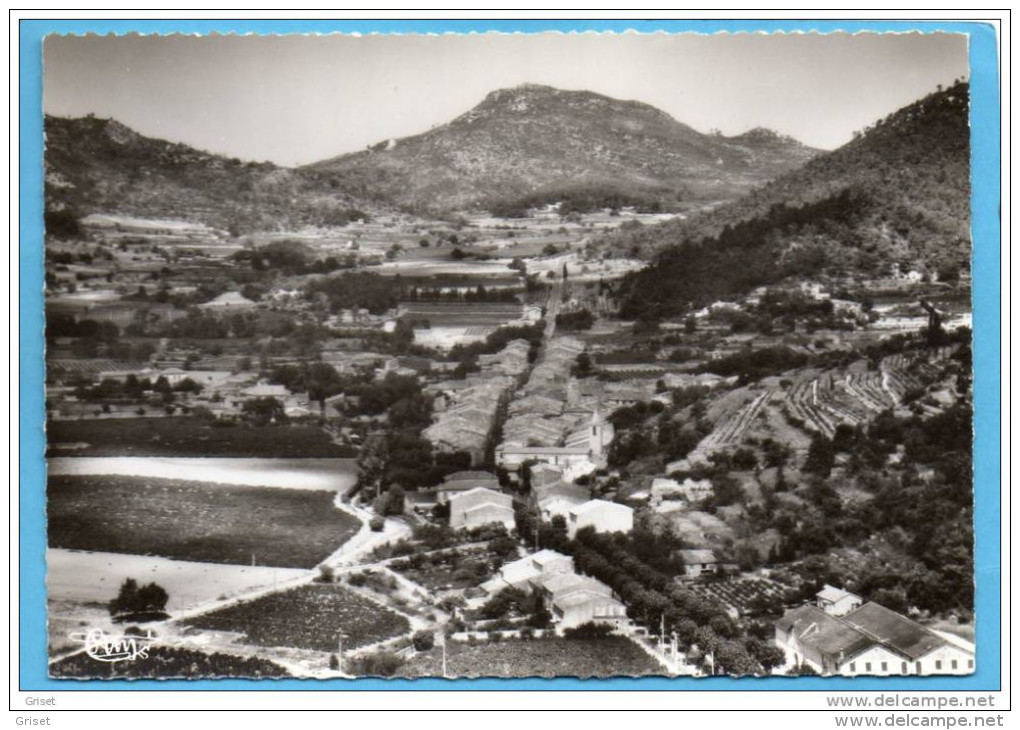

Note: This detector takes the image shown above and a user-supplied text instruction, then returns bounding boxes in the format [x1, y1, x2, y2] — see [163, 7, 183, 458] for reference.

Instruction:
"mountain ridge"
[44, 83, 826, 227]
[614, 81, 971, 321]
[304, 84, 820, 213]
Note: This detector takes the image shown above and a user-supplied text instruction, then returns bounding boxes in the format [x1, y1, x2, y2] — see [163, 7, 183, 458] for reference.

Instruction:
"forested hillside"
[616, 82, 971, 321]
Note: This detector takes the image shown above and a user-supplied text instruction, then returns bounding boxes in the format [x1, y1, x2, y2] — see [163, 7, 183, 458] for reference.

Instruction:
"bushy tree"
[108, 578, 169, 622]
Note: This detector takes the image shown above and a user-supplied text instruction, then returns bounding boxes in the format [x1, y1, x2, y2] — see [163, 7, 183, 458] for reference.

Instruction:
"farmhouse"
[527, 572, 626, 629]
[480, 550, 574, 595]
[198, 291, 258, 311]
[678, 549, 719, 579]
[477, 560, 629, 630]
[241, 382, 290, 399]
[433, 471, 503, 504]
[816, 585, 864, 617]
[539, 495, 588, 521]
[522, 304, 543, 322]
[448, 487, 515, 531]
[775, 602, 975, 676]
[530, 572, 612, 601]
[566, 500, 634, 539]
[551, 591, 628, 629]
[534, 479, 591, 507]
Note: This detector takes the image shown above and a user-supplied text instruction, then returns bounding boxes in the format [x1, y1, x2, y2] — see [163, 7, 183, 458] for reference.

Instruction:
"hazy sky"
[43, 31, 968, 167]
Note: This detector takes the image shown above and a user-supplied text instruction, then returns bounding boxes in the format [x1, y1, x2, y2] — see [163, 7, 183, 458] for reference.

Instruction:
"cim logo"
[69, 628, 157, 663]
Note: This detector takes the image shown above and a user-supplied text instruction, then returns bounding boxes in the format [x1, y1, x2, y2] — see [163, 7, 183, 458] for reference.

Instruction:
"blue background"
[18, 18, 1001, 692]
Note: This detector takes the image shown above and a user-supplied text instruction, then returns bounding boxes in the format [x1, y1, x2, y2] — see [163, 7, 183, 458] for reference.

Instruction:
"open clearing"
[398, 637, 662, 678]
[47, 548, 310, 610]
[48, 456, 357, 493]
[48, 475, 362, 568]
[183, 584, 410, 652]
[47, 417, 356, 458]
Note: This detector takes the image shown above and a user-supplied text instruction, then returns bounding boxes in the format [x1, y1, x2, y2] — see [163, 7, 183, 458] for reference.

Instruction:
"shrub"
[412, 631, 435, 652]
[369, 516, 385, 532]
[563, 622, 614, 640]
[345, 651, 405, 677]
[108, 578, 169, 623]
[315, 564, 336, 584]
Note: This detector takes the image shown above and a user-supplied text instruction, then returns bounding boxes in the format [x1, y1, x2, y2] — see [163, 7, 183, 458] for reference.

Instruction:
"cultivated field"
[183, 584, 410, 652]
[688, 577, 789, 616]
[49, 646, 289, 679]
[47, 476, 361, 568]
[46, 417, 356, 458]
[397, 637, 662, 678]
[388, 548, 496, 591]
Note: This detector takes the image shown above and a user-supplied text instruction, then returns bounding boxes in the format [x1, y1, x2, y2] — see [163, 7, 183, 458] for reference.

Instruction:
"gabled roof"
[436, 479, 502, 493]
[495, 559, 542, 586]
[553, 590, 624, 611]
[841, 603, 949, 660]
[570, 499, 632, 517]
[817, 584, 862, 604]
[775, 605, 874, 659]
[200, 291, 256, 307]
[532, 573, 612, 599]
[679, 549, 717, 565]
[462, 502, 514, 516]
[450, 486, 512, 509]
[445, 471, 499, 482]
[529, 549, 572, 568]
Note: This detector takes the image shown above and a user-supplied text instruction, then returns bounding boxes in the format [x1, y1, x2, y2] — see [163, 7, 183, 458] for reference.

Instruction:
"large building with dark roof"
[775, 592, 975, 676]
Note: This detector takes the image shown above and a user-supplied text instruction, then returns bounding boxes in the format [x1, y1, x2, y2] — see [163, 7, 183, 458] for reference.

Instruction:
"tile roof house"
[528, 571, 626, 630]
[432, 472, 503, 503]
[448, 487, 515, 532]
[816, 584, 864, 617]
[198, 291, 258, 311]
[479, 550, 574, 595]
[539, 494, 589, 521]
[551, 591, 628, 629]
[566, 500, 634, 539]
[533, 479, 591, 506]
[679, 549, 719, 579]
[775, 601, 975, 676]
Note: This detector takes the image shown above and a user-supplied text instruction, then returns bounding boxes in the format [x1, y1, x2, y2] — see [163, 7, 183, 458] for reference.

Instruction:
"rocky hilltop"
[306, 84, 819, 212]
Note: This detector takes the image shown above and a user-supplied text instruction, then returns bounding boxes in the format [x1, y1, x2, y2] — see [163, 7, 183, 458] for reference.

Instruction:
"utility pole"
[441, 634, 448, 679]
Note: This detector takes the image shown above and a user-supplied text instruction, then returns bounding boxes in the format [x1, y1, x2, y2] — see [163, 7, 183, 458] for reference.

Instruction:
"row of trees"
[512, 511, 779, 675]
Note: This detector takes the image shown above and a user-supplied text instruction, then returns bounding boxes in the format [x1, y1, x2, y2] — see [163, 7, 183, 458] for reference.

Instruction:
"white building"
[480, 550, 574, 595]
[775, 601, 975, 676]
[197, 291, 258, 311]
[816, 584, 864, 617]
[529, 572, 627, 630]
[552, 591, 629, 629]
[566, 500, 634, 539]
[448, 487, 515, 532]
[679, 549, 718, 579]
